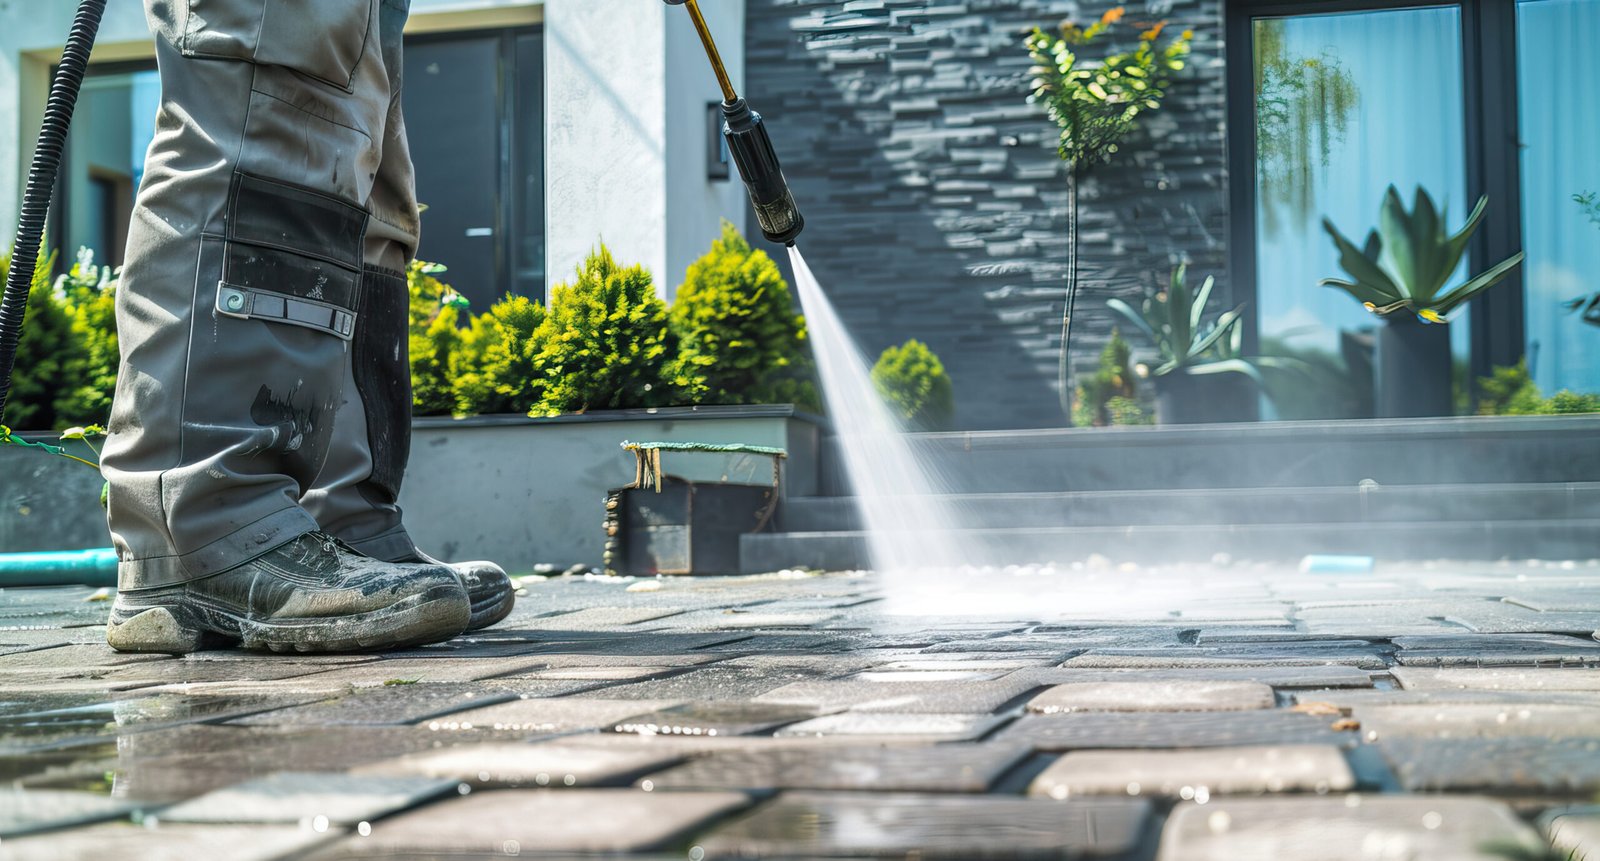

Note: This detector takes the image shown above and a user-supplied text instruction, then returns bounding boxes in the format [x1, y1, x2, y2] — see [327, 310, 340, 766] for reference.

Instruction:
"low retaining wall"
[0, 405, 825, 573]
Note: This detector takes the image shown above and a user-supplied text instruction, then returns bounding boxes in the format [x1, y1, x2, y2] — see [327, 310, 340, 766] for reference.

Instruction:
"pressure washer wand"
[0, 0, 107, 423]
[666, 0, 806, 247]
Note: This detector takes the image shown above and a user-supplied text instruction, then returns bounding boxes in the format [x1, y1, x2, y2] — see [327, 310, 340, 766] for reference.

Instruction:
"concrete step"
[779, 483, 1600, 532]
[739, 518, 1600, 572]
[821, 415, 1600, 494]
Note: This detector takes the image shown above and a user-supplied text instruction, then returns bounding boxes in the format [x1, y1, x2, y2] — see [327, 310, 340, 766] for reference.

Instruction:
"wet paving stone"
[1029, 745, 1356, 799]
[582, 666, 835, 702]
[517, 607, 690, 630]
[999, 711, 1363, 751]
[1291, 688, 1600, 709]
[1355, 702, 1600, 740]
[1062, 652, 1389, 670]
[0, 692, 327, 754]
[1026, 680, 1276, 713]
[610, 702, 827, 737]
[354, 741, 685, 788]
[1543, 805, 1600, 859]
[0, 822, 335, 861]
[230, 684, 517, 727]
[1019, 665, 1377, 688]
[697, 791, 1151, 860]
[1155, 795, 1544, 860]
[1392, 667, 1600, 692]
[160, 772, 456, 826]
[775, 712, 1011, 742]
[0, 788, 142, 837]
[1389, 633, 1600, 666]
[1378, 737, 1600, 793]
[754, 677, 1039, 714]
[71, 725, 531, 803]
[426, 698, 687, 734]
[641, 744, 1032, 793]
[314, 789, 751, 856]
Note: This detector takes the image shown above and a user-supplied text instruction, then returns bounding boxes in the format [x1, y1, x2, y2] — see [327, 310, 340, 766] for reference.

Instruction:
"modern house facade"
[2, 0, 1595, 430]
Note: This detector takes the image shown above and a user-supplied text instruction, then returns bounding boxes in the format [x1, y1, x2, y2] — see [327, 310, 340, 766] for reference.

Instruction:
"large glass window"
[403, 29, 545, 309]
[1517, 0, 1600, 394]
[1251, 7, 1469, 419]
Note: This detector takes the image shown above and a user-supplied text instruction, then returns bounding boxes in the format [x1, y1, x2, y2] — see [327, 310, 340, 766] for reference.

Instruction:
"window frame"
[1224, 0, 1526, 383]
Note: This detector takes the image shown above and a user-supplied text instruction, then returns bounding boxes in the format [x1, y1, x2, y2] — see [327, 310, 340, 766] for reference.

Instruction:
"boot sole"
[107, 584, 470, 655]
[467, 587, 516, 632]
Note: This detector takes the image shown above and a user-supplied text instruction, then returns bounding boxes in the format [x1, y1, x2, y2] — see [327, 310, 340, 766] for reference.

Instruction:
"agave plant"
[1321, 185, 1524, 323]
[1107, 264, 1256, 378]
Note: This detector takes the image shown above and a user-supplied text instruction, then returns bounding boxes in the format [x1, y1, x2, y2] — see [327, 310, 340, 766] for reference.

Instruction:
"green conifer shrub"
[871, 338, 955, 430]
[0, 247, 89, 430]
[1073, 327, 1148, 427]
[55, 248, 120, 426]
[406, 260, 472, 417]
[670, 220, 818, 410]
[451, 294, 546, 416]
[530, 245, 702, 416]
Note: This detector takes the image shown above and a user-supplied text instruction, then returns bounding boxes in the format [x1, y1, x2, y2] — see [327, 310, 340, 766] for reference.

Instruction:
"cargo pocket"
[181, 0, 376, 92]
[214, 172, 368, 340]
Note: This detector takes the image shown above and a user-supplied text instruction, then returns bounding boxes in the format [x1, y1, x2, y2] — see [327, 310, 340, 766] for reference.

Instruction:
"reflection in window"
[1251, 7, 1467, 418]
[1517, 0, 1600, 395]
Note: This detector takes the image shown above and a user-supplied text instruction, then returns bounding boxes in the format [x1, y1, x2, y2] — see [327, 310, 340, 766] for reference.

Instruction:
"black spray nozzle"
[722, 98, 805, 247]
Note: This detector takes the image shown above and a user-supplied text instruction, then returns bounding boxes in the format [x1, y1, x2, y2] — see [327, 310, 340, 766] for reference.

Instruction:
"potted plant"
[1320, 185, 1524, 418]
[1108, 264, 1264, 424]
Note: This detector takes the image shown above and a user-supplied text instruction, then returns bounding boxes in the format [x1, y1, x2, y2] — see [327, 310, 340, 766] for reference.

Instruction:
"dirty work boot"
[390, 550, 515, 631]
[107, 532, 471, 654]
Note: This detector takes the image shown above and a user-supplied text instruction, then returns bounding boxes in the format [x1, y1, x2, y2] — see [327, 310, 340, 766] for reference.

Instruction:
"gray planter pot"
[1376, 316, 1453, 418]
[1154, 371, 1259, 425]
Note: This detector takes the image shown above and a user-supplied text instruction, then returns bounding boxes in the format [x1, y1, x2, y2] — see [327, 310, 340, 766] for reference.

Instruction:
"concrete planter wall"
[398, 405, 823, 573]
[0, 406, 824, 573]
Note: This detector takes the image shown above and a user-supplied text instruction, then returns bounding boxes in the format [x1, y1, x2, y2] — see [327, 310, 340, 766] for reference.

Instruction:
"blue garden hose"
[0, 548, 118, 588]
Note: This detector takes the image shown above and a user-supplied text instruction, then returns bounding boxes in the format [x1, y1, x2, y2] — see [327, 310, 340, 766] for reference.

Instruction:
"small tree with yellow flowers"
[1025, 9, 1192, 421]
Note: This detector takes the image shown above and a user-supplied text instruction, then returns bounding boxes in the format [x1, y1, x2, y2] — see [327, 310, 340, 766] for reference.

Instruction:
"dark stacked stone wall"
[745, 0, 1231, 430]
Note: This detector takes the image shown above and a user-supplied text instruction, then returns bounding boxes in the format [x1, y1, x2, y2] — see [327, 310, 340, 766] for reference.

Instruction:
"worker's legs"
[100, 0, 468, 652]
[296, 1, 516, 630]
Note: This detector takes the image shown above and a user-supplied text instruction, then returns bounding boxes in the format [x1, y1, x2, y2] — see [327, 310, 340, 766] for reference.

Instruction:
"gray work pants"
[102, 0, 423, 590]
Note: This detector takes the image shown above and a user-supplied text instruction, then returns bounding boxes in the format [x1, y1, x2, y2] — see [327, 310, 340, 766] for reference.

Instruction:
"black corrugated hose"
[0, 0, 108, 423]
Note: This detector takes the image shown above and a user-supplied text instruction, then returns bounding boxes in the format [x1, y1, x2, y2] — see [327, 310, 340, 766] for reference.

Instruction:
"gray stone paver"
[697, 792, 1151, 859]
[999, 711, 1363, 751]
[1026, 680, 1276, 713]
[1, 567, 1598, 859]
[1030, 745, 1355, 799]
[0, 788, 141, 837]
[0, 823, 336, 861]
[353, 741, 684, 787]
[1155, 795, 1545, 861]
[159, 772, 457, 825]
[640, 743, 1032, 793]
[318, 789, 751, 855]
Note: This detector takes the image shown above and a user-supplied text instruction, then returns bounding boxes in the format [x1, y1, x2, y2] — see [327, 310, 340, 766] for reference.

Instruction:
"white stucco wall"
[664, 0, 746, 298]
[544, 0, 746, 298]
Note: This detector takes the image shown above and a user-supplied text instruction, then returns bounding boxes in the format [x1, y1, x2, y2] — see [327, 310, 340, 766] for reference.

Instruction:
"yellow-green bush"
[529, 246, 703, 416]
[0, 246, 118, 431]
[670, 220, 818, 411]
[871, 338, 954, 430]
